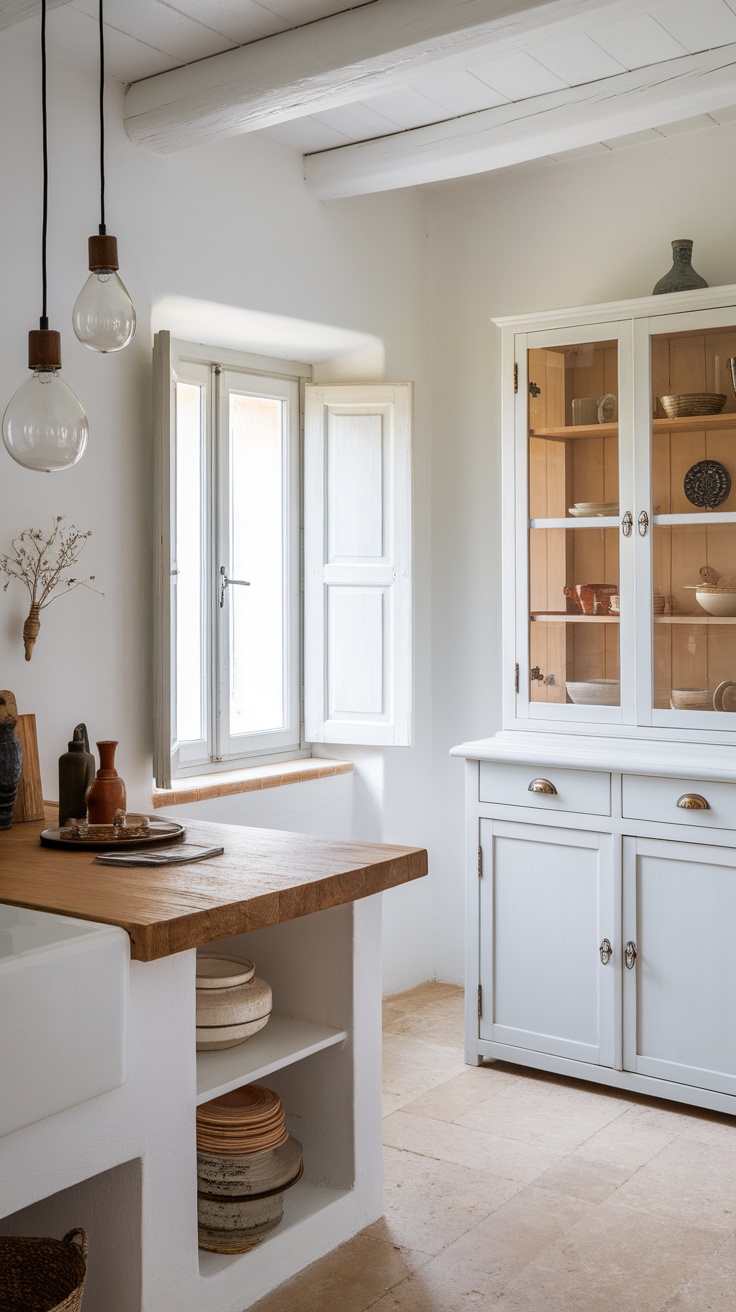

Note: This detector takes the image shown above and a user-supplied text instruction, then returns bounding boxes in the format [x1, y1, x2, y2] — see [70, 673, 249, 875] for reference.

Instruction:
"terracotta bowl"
[564, 583, 618, 616]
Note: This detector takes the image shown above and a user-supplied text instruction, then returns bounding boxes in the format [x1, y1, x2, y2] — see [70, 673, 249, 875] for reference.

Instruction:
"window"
[154, 334, 412, 788]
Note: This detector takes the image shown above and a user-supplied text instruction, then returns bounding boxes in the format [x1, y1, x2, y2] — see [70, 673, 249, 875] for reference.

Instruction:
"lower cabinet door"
[479, 818, 615, 1066]
[623, 836, 736, 1096]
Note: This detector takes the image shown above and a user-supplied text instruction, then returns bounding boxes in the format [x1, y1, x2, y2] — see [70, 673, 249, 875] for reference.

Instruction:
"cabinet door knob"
[599, 938, 612, 965]
[528, 778, 557, 795]
[676, 793, 710, 810]
[625, 941, 637, 969]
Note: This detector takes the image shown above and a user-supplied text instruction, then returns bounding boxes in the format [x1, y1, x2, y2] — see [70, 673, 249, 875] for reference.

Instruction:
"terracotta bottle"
[85, 740, 126, 824]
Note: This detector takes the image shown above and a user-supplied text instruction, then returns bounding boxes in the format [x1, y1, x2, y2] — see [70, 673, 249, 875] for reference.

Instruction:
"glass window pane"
[229, 393, 286, 737]
[653, 523, 736, 712]
[175, 381, 205, 744]
[527, 339, 620, 706]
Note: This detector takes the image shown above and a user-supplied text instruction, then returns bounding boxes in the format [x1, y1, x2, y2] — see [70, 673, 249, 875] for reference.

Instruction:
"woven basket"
[0, 1229, 88, 1312]
[659, 392, 726, 418]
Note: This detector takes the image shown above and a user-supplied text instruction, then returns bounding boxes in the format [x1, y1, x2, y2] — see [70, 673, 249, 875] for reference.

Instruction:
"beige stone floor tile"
[458, 1070, 630, 1153]
[247, 1232, 428, 1312]
[383, 1110, 562, 1185]
[574, 1102, 691, 1173]
[364, 1188, 591, 1312]
[495, 1197, 725, 1312]
[383, 982, 461, 1026]
[382, 1033, 467, 1116]
[364, 1145, 521, 1256]
[400, 1064, 522, 1124]
[534, 1151, 632, 1203]
[662, 1233, 736, 1311]
[614, 1136, 736, 1232]
[676, 1108, 736, 1148]
[383, 992, 465, 1047]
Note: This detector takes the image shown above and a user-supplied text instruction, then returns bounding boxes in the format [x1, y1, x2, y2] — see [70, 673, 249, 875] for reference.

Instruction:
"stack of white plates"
[568, 502, 619, 517]
[196, 953, 272, 1051]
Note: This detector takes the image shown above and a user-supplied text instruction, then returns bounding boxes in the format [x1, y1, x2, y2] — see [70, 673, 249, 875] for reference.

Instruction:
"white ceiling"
[5, 0, 736, 188]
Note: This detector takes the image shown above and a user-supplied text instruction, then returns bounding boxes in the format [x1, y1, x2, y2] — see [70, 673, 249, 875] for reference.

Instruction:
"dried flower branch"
[0, 517, 103, 660]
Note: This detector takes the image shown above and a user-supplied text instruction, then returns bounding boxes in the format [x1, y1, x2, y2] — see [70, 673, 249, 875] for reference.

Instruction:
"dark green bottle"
[58, 723, 95, 827]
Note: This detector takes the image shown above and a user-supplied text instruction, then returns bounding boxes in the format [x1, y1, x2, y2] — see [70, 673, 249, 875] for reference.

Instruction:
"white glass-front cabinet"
[508, 294, 736, 740]
[455, 285, 736, 1117]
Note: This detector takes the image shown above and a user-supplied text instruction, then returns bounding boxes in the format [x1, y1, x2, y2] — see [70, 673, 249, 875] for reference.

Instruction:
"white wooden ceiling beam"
[304, 44, 736, 198]
[0, 0, 74, 29]
[123, 0, 650, 153]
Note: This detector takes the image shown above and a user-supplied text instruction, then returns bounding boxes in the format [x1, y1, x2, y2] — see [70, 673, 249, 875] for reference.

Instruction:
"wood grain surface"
[0, 814, 427, 961]
[12, 714, 44, 822]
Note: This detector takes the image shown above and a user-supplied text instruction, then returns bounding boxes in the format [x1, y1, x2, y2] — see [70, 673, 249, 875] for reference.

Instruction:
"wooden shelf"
[531, 613, 619, 623]
[196, 1015, 347, 1104]
[654, 615, 736, 624]
[530, 412, 736, 441]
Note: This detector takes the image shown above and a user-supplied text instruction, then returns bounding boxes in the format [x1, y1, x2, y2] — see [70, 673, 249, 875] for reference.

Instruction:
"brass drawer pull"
[599, 938, 612, 965]
[528, 778, 557, 795]
[625, 941, 637, 970]
[676, 793, 710, 810]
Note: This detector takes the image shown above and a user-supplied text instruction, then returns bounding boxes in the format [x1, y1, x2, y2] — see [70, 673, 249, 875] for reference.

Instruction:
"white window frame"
[154, 334, 414, 790]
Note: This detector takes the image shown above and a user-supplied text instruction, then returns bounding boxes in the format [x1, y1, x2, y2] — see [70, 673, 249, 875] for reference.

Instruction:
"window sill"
[152, 758, 355, 809]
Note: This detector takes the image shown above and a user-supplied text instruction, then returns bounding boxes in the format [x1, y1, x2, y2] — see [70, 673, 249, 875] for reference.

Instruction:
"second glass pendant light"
[72, 0, 135, 354]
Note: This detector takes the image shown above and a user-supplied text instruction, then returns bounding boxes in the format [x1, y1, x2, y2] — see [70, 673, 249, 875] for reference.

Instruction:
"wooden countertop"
[0, 817, 427, 961]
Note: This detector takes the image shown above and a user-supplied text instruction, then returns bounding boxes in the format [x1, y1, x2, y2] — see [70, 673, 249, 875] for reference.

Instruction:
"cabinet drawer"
[622, 775, 736, 831]
[479, 762, 610, 815]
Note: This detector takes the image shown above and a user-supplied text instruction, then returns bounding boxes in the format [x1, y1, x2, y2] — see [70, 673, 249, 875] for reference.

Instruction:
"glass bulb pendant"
[72, 232, 136, 353]
[2, 329, 88, 472]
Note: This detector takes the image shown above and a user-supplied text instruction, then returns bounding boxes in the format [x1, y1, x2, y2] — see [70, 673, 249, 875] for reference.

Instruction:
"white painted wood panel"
[622, 774, 736, 830]
[590, 12, 687, 68]
[479, 760, 611, 814]
[304, 383, 412, 746]
[653, 0, 736, 52]
[469, 49, 569, 99]
[479, 819, 614, 1065]
[623, 836, 736, 1095]
[535, 31, 626, 82]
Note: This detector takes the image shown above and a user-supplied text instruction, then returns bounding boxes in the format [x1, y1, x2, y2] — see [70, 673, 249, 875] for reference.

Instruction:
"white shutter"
[153, 330, 176, 788]
[304, 384, 412, 746]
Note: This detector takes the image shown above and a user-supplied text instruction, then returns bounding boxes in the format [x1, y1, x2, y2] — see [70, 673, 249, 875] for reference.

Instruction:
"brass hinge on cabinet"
[477, 985, 483, 1020]
[478, 846, 483, 878]
[515, 662, 519, 693]
[514, 362, 518, 393]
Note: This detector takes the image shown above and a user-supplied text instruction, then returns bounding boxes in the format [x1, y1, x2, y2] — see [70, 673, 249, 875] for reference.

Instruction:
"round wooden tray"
[39, 819, 185, 851]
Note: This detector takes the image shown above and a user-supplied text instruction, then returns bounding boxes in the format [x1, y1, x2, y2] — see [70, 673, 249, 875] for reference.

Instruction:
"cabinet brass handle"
[528, 778, 557, 795]
[625, 941, 637, 970]
[676, 793, 710, 810]
[599, 938, 612, 965]
[621, 511, 633, 538]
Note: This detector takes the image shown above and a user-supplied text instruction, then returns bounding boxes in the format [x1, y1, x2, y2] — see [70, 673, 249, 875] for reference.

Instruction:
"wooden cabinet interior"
[528, 342, 619, 703]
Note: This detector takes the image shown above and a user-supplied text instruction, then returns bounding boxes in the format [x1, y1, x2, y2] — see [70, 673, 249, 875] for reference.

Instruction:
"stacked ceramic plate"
[196, 953, 272, 1051]
[568, 501, 619, 517]
[196, 1085, 304, 1253]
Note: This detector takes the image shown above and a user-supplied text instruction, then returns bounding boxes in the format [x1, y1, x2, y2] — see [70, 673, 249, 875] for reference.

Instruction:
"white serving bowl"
[566, 679, 620, 706]
[695, 588, 736, 617]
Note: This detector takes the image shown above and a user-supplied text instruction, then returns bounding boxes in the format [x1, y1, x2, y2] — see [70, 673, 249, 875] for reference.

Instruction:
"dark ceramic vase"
[59, 724, 96, 827]
[0, 721, 23, 830]
[653, 239, 708, 295]
[85, 740, 127, 824]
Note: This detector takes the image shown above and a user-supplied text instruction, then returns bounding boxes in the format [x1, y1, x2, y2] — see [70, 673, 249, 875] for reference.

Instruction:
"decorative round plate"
[713, 680, 736, 712]
[684, 460, 731, 509]
[39, 818, 185, 850]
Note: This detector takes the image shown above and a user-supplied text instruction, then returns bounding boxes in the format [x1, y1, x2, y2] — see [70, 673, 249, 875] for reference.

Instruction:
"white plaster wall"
[426, 122, 736, 984]
[0, 32, 433, 992]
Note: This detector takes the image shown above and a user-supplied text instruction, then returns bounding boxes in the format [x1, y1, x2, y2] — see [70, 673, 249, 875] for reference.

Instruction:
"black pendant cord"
[40, 0, 48, 330]
[98, 0, 105, 235]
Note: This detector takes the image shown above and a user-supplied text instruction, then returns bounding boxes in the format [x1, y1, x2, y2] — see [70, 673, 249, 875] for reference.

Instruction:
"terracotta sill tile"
[152, 759, 354, 809]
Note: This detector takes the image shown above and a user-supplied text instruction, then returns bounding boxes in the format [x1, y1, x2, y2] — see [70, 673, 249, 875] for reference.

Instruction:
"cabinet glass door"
[524, 328, 631, 720]
[649, 316, 736, 726]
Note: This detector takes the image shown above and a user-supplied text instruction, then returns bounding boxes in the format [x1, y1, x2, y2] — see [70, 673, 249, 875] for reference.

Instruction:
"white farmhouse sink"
[0, 904, 128, 1138]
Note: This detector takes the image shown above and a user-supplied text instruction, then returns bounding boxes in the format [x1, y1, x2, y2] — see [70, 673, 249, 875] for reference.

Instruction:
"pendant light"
[2, 0, 89, 473]
[72, 0, 136, 352]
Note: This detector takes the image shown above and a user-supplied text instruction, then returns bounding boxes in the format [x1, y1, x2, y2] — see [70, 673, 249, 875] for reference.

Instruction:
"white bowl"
[566, 679, 620, 706]
[695, 588, 736, 617]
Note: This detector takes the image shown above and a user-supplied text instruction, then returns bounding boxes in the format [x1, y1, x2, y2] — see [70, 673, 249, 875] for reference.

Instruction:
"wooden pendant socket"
[88, 233, 119, 272]
[28, 328, 61, 371]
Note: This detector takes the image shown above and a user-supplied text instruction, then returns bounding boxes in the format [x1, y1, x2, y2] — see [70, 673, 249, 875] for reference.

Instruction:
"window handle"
[219, 565, 250, 608]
